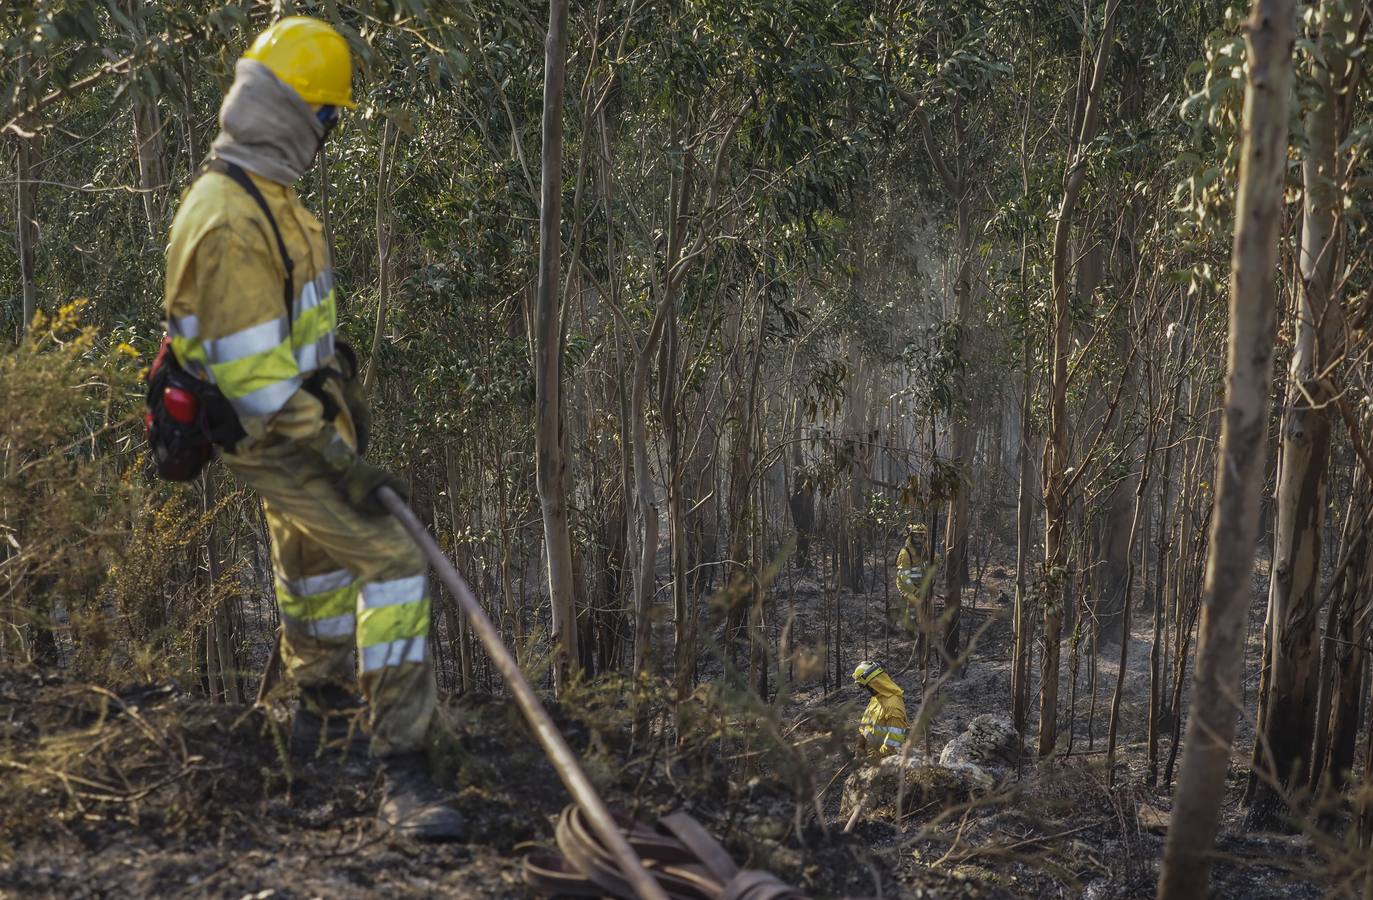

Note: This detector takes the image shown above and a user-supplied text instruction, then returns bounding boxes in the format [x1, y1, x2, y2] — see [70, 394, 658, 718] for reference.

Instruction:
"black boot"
[291, 683, 368, 760]
[377, 752, 466, 842]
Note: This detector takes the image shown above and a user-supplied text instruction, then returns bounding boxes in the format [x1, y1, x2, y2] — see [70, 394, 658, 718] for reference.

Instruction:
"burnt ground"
[0, 551, 1366, 898]
[774, 555, 1363, 899]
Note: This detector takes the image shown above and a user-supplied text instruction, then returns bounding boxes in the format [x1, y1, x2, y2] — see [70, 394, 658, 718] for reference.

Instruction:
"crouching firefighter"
[150, 17, 463, 841]
[852, 661, 908, 758]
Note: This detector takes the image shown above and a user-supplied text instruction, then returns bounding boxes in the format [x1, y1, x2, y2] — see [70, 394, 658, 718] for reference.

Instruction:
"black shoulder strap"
[195, 157, 340, 433]
[203, 158, 295, 323]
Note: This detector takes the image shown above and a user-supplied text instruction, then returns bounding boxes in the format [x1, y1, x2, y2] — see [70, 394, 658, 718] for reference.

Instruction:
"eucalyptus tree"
[1247, 0, 1369, 827]
[533, 0, 579, 688]
[1160, 0, 1297, 892]
[1038, 0, 1122, 757]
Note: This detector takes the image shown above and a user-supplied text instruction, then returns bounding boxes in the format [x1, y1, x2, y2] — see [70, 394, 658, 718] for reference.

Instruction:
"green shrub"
[0, 303, 246, 683]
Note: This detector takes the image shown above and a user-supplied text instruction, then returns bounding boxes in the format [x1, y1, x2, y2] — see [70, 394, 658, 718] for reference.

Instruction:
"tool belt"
[524, 804, 809, 900]
[144, 334, 246, 481]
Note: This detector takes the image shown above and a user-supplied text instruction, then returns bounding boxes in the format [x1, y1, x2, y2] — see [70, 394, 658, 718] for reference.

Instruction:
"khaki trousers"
[226, 433, 434, 756]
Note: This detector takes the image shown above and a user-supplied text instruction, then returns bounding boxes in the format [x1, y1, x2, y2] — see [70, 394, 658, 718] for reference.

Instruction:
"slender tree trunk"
[599, 105, 636, 676]
[15, 56, 38, 339]
[203, 471, 244, 704]
[1359, 676, 1373, 849]
[533, 0, 580, 688]
[788, 401, 815, 572]
[1315, 488, 1370, 792]
[1010, 64, 1038, 734]
[123, 0, 166, 237]
[1039, 0, 1121, 757]
[750, 413, 769, 698]
[1247, 6, 1346, 827]
[364, 120, 395, 391]
[446, 444, 474, 693]
[661, 314, 693, 690]
[132, 93, 167, 234]
[1012, 348, 1036, 734]
[317, 145, 334, 277]
[724, 292, 766, 681]
[1106, 423, 1155, 785]
[629, 305, 668, 675]
[1309, 488, 1359, 789]
[1157, 2, 1295, 894]
[943, 180, 974, 661]
[1148, 393, 1181, 786]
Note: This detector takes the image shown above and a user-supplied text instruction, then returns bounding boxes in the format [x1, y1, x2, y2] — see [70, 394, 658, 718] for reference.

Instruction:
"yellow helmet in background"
[853, 661, 884, 687]
[243, 16, 355, 108]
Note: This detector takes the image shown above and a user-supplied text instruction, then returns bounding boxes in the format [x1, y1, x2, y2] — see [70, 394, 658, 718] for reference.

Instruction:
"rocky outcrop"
[842, 752, 983, 818]
[938, 714, 1021, 779]
[842, 715, 1023, 819]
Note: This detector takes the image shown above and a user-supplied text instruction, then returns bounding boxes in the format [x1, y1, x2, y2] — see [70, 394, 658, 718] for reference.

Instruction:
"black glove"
[302, 430, 407, 516]
[338, 457, 408, 516]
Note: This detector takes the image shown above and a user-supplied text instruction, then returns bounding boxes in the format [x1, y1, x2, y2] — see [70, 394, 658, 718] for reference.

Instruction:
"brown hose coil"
[524, 805, 810, 900]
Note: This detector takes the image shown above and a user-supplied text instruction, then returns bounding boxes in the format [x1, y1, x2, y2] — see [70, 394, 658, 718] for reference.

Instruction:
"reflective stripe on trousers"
[358, 575, 430, 673]
[277, 568, 357, 639]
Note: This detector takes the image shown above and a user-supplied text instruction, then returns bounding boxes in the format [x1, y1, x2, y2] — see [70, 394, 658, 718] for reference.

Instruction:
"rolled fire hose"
[377, 486, 669, 900]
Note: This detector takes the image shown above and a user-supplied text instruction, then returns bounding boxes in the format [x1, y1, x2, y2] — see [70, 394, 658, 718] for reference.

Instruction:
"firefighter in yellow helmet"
[162, 17, 462, 841]
[853, 661, 908, 757]
[895, 522, 931, 608]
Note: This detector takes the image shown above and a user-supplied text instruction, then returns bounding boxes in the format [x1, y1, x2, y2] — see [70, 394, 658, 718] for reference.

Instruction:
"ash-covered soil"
[0, 552, 1359, 898]
[0, 670, 946, 899]
[0, 674, 534, 898]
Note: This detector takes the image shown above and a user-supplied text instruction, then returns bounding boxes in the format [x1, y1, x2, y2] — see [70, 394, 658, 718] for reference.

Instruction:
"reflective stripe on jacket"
[896, 543, 929, 603]
[164, 166, 340, 442]
[859, 669, 909, 756]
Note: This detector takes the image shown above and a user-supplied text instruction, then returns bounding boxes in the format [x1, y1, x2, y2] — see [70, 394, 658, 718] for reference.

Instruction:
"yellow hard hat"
[907, 522, 927, 537]
[853, 661, 883, 686]
[243, 17, 355, 108]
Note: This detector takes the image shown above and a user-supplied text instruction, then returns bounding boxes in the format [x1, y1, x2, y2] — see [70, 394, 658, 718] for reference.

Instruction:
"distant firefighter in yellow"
[895, 522, 932, 608]
[852, 661, 908, 757]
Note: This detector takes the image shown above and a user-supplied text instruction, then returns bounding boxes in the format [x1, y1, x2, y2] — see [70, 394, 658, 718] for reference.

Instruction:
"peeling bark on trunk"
[533, 0, 580, 689]
[1157, 1, 1295, 894]
[1247, 10, 1345, 825]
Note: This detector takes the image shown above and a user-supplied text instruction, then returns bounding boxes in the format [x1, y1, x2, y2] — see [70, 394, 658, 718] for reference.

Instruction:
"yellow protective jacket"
[859, 670, 909, 756]
[164, 164, 345, 446]
[896, 540, 930, 605]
